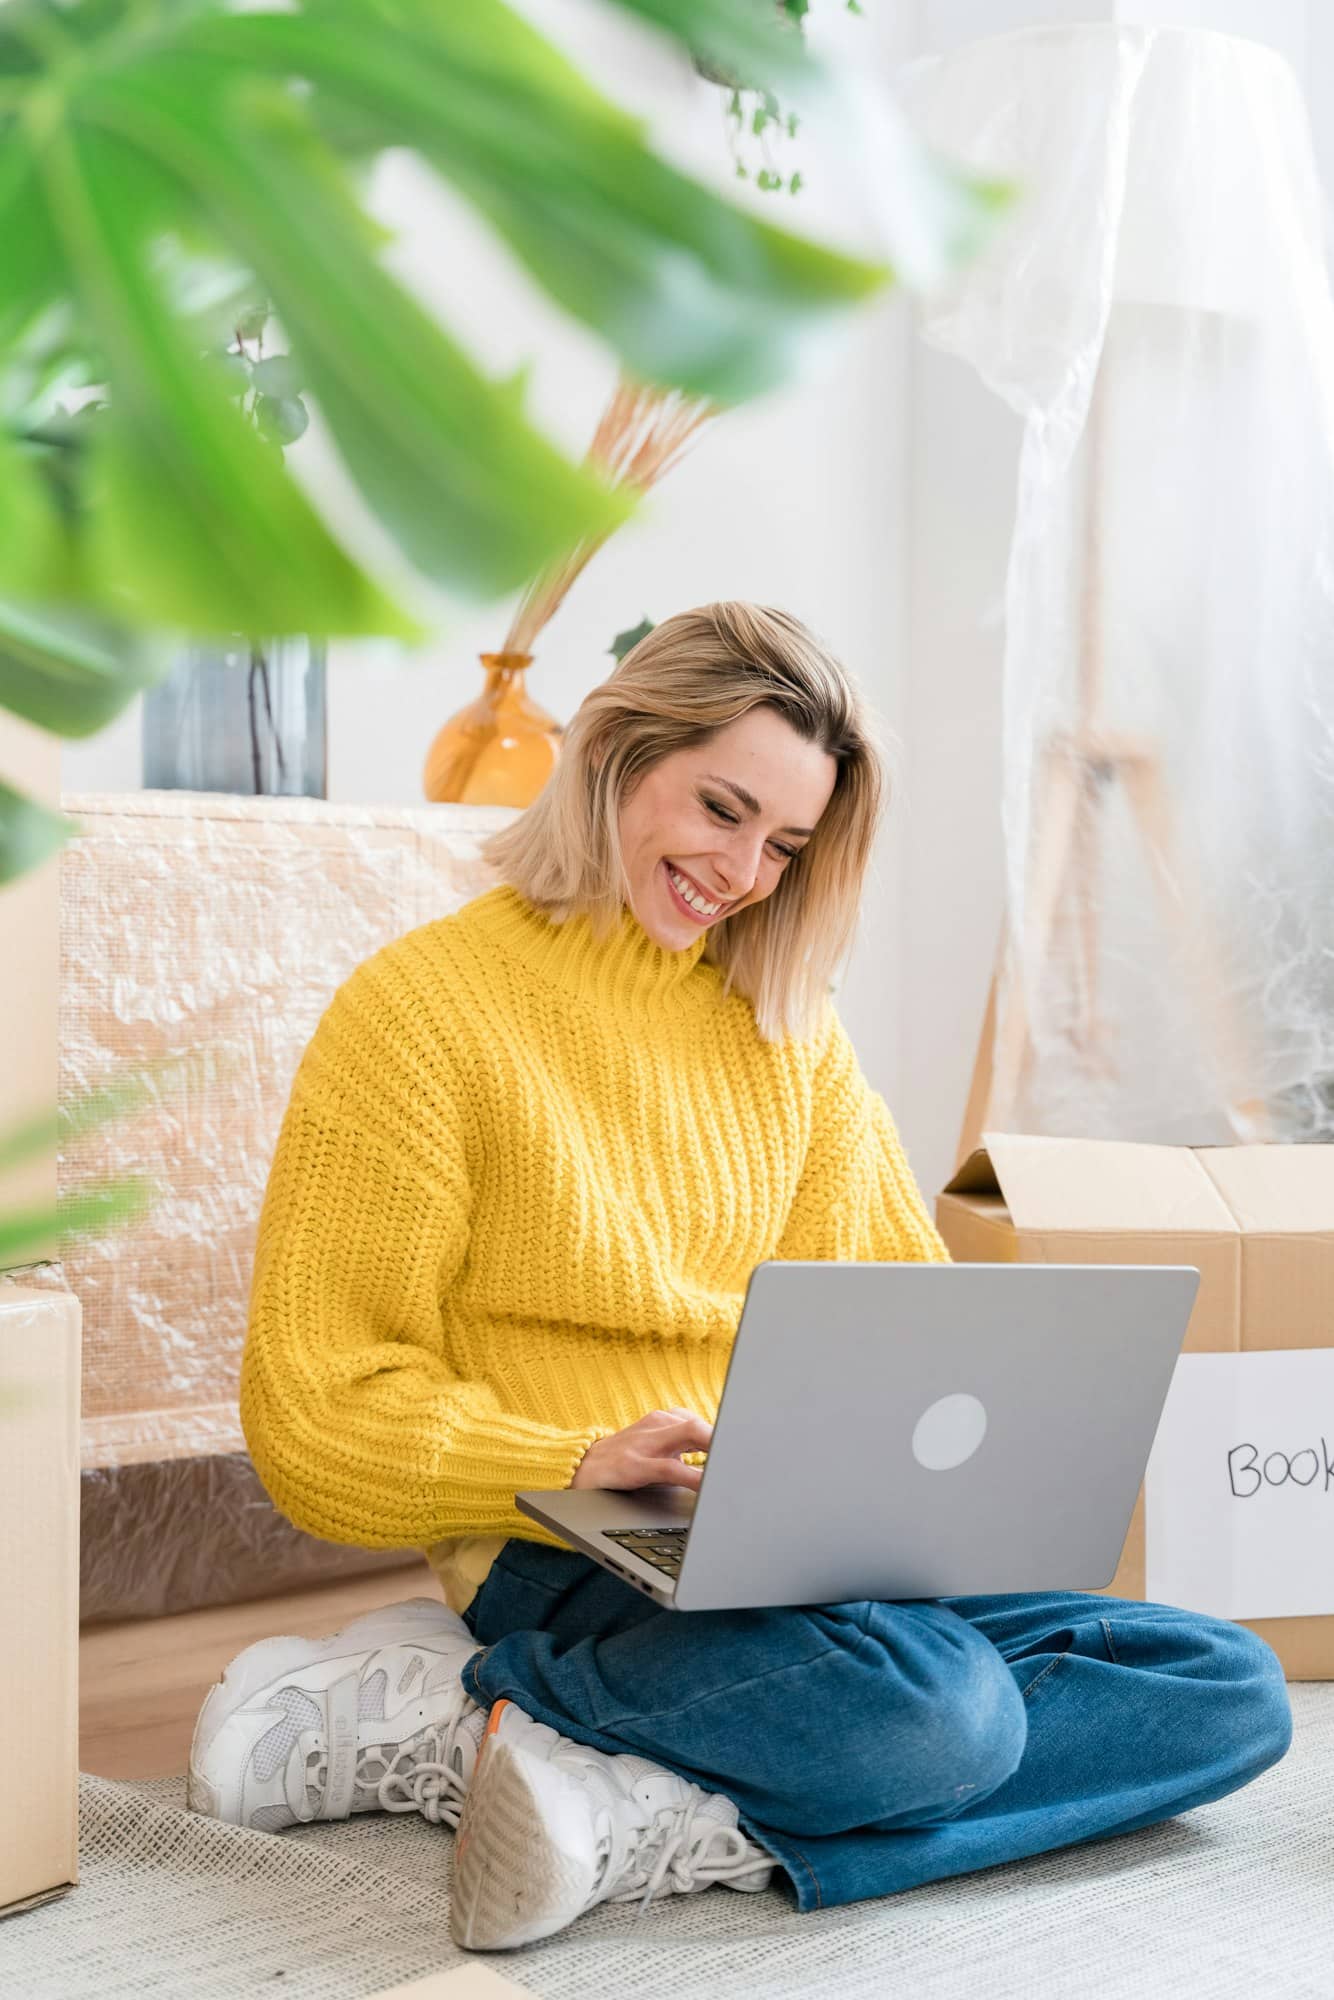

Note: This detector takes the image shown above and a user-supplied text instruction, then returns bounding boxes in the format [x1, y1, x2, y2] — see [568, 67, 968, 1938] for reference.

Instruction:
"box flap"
[1193, 1145, 1334, 1235]
[943, 1132, 1239, 1235]
[940, 1147, 1004, 1197]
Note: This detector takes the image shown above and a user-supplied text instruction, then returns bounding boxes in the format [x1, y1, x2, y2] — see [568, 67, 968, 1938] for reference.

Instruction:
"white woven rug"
[5, 1687, 1332, 2000]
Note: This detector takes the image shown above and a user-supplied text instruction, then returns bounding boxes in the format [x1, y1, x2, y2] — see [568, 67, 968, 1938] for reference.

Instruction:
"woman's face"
[618, 707, 838, 950]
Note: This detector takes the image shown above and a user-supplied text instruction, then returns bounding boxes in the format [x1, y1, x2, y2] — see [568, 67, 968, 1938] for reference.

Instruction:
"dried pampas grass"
[500, 372, 719, 657]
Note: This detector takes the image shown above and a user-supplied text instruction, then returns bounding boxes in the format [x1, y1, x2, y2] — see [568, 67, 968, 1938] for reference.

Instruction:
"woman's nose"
[717, 832, 767, 899]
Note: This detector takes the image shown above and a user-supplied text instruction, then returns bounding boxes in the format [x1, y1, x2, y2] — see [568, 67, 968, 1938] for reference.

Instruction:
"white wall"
[61, 0, 1334, 1206]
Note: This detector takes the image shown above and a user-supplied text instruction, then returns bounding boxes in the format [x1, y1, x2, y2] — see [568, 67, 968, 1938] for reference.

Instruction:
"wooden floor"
[79, 1559, 438, 1780]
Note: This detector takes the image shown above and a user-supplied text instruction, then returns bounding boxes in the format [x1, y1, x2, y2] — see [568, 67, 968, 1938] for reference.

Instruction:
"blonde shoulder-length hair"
[480, 601, 889, 1044]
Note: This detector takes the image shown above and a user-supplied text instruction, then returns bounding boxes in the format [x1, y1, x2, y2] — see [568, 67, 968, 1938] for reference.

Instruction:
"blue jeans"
[459, 1538, 1292, 1912]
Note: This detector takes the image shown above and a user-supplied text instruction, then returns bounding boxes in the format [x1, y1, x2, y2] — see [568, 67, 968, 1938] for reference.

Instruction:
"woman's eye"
[705, 797, 798, 863]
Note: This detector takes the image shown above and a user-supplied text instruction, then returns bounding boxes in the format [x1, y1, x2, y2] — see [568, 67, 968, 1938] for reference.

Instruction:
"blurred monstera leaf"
[0, 0, 1002, 647]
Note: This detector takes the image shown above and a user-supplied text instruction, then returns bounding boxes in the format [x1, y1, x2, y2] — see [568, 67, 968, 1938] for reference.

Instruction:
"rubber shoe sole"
[450, 1699, 598, 1950]
[187, 1596, 460, 1822]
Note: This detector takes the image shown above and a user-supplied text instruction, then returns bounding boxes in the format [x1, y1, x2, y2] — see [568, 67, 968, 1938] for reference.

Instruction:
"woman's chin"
[648, 908, 699, 951]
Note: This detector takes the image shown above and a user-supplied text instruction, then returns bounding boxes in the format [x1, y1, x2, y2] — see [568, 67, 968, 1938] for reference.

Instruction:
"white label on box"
[1145, 1350, 1334, 1620]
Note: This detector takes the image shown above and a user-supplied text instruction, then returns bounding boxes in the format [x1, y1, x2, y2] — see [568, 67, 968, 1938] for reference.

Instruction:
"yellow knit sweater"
[241, 882, 950, 1614]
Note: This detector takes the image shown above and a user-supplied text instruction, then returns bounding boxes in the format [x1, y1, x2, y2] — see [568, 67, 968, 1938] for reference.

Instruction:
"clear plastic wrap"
[903, 26, 1334, 1146]
[54, 789, 516, 1621]
[78, 1456, 423, 1624]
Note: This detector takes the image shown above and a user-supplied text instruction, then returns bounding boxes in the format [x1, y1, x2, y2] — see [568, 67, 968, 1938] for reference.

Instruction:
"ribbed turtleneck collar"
[467, 883, 715, 1015]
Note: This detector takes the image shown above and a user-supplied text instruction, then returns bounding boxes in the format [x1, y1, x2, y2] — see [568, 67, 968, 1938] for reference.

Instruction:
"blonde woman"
[189, 604, 1290, 1950]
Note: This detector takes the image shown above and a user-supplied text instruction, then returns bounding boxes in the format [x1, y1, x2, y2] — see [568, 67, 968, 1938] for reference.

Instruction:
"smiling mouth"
[663, 859, 727, 920]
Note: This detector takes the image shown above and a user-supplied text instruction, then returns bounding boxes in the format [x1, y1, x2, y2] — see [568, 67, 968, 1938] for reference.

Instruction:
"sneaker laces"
[305, 1708, 480, 1825]
[597, 1788, 774, 1915]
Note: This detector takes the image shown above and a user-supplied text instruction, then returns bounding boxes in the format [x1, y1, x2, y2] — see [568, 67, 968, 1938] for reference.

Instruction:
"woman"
[190, 603, 1291, 1951]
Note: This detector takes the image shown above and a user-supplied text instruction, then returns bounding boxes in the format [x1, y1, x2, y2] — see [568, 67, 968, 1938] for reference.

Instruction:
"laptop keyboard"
[604, 1527, 688, 1578]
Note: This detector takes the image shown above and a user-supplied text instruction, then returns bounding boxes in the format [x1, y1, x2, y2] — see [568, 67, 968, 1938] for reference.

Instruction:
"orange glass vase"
[422, 651, 563, 807]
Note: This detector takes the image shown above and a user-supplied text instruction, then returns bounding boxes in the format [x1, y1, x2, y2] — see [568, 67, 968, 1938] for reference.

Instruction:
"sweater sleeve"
[774, 1005, 952, 1265]
[239, 957, 607, 1549]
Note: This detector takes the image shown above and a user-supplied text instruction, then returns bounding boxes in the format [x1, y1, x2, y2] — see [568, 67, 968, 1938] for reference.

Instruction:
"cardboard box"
[936, 1134, 1334, 1680]
[0, 1285, 80, 1915]
[0, 709, 59, 1259]
[365, 1969, 535, 1998]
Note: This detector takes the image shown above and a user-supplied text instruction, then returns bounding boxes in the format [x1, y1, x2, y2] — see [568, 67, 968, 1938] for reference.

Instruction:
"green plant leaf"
[629, 0, 810, 94]
[610, 615, 654, 662]
[0, 1108, 60, 1177]
[0, 597, 168, 735]
[0, 0, 1001, 629]
[665, 0, 1013, 290]
[85, 63, 632, 598]
[0, 1207, 63, 1267]
[0, 424, 65, 599]
[151, 236, 262, 354]
[1, 318, 97, 431]
[250, 352, 302, 397]
[0, 778, 78, 886]
[0, 141, 65, 350]
[40, 121, 419, 636]
[495, 359, 535, 416]
[0, 1047, 218, 1175]
[0, 1177, 157, 1266]
[208, 348, 251, 391]
[175, 1, 889, 403]
[254, 391, 308, 444]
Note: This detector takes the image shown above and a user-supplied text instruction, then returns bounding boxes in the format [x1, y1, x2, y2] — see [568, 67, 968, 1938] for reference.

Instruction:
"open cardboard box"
[937, 1134, 1334, 1679]
[0, 1284, 80, 1916]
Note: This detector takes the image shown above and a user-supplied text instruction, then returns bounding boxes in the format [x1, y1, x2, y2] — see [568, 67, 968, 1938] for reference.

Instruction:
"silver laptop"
[517, 1260, 1199, 1612]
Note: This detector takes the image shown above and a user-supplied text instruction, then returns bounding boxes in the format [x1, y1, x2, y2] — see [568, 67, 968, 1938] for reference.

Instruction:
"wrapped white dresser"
[55, 790, 516, 1622]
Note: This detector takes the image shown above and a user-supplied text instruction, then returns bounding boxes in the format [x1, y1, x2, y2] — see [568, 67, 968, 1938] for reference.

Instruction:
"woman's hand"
[570, 1407, 713, 1492]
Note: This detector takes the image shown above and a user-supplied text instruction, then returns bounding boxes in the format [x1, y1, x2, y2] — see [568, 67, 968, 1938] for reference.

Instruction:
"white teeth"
[667, 864, 721, 916]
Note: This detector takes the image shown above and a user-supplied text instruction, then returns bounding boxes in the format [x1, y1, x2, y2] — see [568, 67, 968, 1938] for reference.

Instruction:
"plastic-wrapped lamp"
[900, 24, 1334, 1155]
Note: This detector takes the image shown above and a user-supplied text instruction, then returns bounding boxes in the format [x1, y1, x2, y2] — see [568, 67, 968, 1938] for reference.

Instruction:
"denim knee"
[766, 1608, 1027, 1834]
[872, 1634, 1028, 1822]
[1199, 1618, 1293, 1778]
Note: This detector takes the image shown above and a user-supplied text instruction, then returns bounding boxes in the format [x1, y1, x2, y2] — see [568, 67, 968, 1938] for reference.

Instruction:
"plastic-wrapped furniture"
[53, 790, 515, 1623]
[907, 26, 1334, 1155]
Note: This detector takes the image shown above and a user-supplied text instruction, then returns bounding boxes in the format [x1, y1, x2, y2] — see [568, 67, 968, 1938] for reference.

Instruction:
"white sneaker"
[450, 1698, 775, 1949]
[187, 1596, 486, 1834]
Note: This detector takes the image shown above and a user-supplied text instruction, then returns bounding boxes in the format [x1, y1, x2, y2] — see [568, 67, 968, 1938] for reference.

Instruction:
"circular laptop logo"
[912, 1393, 988, 1471]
